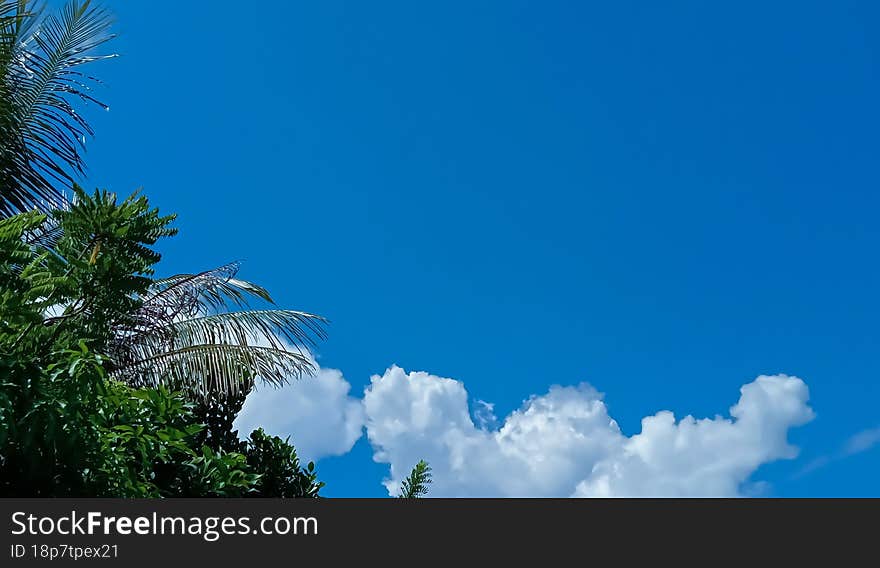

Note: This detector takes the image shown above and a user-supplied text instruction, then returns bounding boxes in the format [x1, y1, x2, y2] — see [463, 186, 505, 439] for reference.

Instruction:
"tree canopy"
[0, 1, 430, 499]
[0, 188, 325, 497]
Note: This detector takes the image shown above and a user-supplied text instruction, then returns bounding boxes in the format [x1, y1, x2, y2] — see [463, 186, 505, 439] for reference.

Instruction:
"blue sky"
[79, 1, 878, 496]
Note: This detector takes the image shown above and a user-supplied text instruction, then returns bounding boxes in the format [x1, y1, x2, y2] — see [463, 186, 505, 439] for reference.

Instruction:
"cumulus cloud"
[575, 375, 814, 496]
[362, 366, 814, 497]
[233, 362, 364, 462]
[234, 346, 814, 497]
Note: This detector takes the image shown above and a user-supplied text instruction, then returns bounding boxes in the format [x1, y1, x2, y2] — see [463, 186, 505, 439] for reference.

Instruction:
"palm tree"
[1, 3, 328, 398]
[107, 260, 329, 397]
[0, 0, 115, 216]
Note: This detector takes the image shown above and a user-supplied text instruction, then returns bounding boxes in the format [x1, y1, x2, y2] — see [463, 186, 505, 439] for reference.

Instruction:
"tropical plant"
[244, 428, 324, 498]
[0, 189, 326, 497]
[190, 389, 324, 498]
[0, 0, 116, 216]
[12, 186, 327, 398]
[1, 1, 325, 398]
[398, 460, 432, 498]
[0, 1, 332, 497]
[107, 260, 327, 398]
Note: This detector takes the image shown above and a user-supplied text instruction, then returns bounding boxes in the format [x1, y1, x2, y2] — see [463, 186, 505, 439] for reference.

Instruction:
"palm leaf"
[0, 0, 116, 216]
[161, 309, 327, 350]
[112, 310, 327, 397]
[21, 197, 66, 247]
[140, 262, 274, 318]
[111, 343, 317, 397]
[112, 308, 326, 377]
[107, 260, 329, 397]
[398, 460, 432, 498]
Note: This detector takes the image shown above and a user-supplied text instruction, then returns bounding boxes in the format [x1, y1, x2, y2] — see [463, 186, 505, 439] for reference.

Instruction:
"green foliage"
[0, 211, 46, 332]
[0, 342, 107, 496]
[0, 189, 324, 497]
[0, 337, 258, 497]
[0, 1, 329, 499]
[191, 391, 324, 497]
[244, 429, 323, 498]
[31, 186, 177, 349]
[398, 460, 432, 498]
[191, 388, 249, 455]
[91, 381, 260, 497]
[173, 446, 259, 498]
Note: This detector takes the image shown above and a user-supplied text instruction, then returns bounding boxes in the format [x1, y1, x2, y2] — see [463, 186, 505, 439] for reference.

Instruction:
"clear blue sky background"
[79, 1, 877, 496]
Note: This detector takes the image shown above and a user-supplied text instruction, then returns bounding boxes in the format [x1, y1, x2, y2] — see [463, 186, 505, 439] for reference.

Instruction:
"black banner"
[0, 499, 874, 565]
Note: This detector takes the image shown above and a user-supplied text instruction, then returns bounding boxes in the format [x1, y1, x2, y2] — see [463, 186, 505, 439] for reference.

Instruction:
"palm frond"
[162, 309, 327, 350]
[140, 262, 274, 319]
[112, 309, 327, 397]
[111, 343, 317, 397]
[106, 260, 329, 397]
[0, 0, 116, 216]
[21, 196, 66, 247]
[398, 460, 432, 498]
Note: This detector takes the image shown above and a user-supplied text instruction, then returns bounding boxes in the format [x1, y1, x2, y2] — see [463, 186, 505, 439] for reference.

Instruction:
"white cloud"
[234, 362, 364, 462]
[362, 367, 814, 497]
[575, 375, 814, 496]
[796, 425, 880, 478]
[843, 427, 880, 456]
[234, 344, 815, 497]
